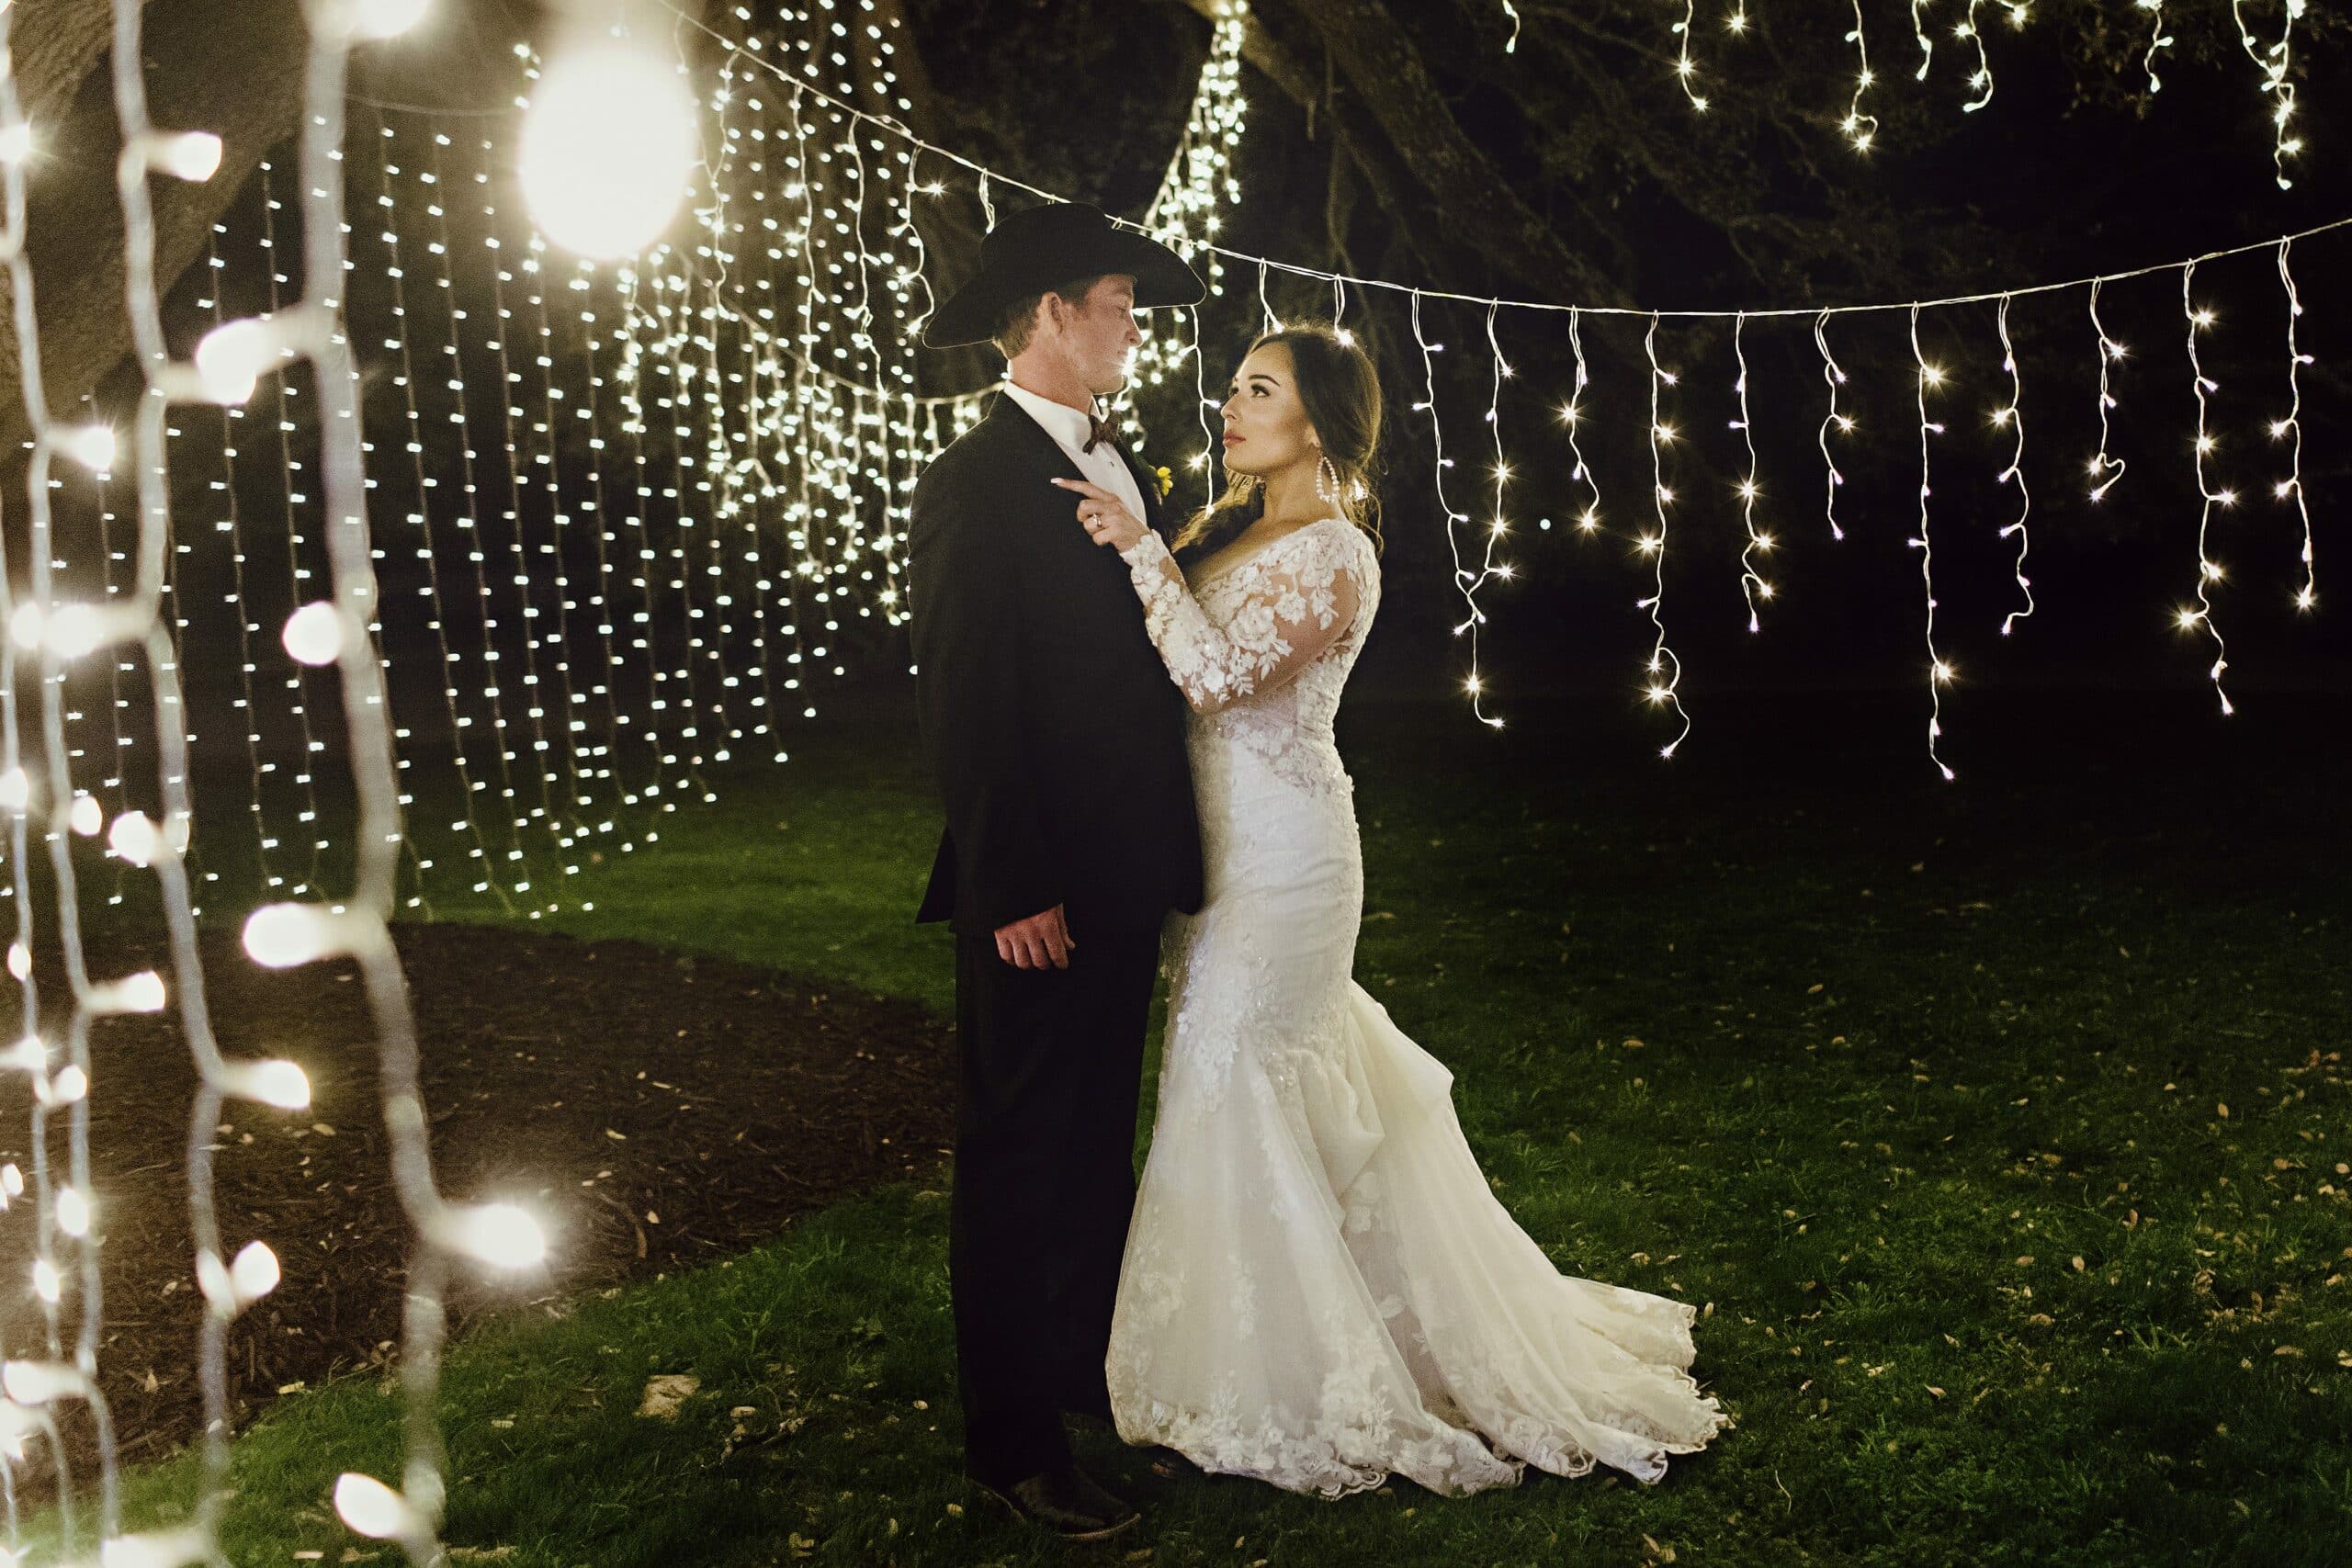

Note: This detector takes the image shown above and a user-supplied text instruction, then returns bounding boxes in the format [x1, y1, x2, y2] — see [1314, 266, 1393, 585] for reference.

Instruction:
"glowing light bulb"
[0, 122, 33, 167]
[1, 1359, 81, 1403]
[243, 903, 379, 968]
[231, 1240, 282, 1303]
[57, 1187, 90, 1238]
[60, 424, 118, 472]
[43, 602, 115, 660]
[222, 1058, 312, 1111]
[195, 317, 279, 406]
[520, 42, 698, 260]
[51, 1065, 87, 1105]
[151, 130, 223, 183]
[68, 795, 102, 837]
[30, 1262, 61, 1305]
[444, 1201, 548, 1269]
[282, 603, 345, 666]
[100, 1528, 219, 1568]
[334, 1472, 424, 1540]
[351, 0, 434, 38]
[108, 810, 164, 866]
[91, 972, 167, 1013]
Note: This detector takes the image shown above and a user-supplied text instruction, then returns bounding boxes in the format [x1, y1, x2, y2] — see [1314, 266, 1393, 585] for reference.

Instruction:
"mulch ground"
[0, 922, 955, 1481]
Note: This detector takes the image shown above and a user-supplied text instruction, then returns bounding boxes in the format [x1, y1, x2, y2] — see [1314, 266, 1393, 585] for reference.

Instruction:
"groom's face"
[1050, 275, 1141, 397]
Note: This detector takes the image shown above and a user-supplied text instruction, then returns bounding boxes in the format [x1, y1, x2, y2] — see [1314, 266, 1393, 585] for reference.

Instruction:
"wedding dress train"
[1104, 516, 1730, 1497]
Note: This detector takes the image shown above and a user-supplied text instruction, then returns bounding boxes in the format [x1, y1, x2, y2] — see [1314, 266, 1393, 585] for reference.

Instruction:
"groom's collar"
[1000, 378, 1113, 455]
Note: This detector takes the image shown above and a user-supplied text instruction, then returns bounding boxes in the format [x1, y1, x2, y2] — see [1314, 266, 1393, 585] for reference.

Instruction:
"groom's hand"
[995, 903, 1076, 970]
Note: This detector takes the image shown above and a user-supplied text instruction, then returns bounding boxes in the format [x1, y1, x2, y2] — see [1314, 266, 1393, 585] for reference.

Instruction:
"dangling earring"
[1316, 454, 1341, 509]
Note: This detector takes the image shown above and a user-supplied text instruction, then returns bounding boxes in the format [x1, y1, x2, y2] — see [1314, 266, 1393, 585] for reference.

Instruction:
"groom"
[907, 202, 1205, 1540]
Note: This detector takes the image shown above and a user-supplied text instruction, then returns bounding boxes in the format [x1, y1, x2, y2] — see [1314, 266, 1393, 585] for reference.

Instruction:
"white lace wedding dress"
[1102, 515, 1730, 1497]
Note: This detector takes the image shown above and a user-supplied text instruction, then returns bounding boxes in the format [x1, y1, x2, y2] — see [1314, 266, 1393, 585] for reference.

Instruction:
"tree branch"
[1276, 0, 1617, 303]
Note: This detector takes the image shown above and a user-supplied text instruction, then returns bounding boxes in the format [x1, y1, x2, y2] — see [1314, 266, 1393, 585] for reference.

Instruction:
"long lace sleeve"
[1117, 519, 1367, 716]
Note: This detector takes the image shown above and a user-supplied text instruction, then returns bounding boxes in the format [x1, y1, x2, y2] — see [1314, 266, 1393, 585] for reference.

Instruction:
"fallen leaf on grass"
[638, 1373, 699, 1419]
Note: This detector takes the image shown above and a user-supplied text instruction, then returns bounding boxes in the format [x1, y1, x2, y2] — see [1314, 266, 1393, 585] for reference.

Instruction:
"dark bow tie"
[1083, 412, 1119, 455]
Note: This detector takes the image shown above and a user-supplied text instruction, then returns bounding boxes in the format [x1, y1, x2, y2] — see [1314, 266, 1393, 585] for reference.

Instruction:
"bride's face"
[1218, 344, 1317, 480]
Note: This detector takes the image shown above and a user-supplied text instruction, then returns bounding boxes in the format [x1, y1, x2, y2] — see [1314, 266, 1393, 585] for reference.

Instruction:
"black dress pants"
[950, 923, 1159, 1487]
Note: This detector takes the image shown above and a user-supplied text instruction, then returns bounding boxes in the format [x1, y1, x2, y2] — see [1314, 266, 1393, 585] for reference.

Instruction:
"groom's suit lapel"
[982, 390, 1170, 542]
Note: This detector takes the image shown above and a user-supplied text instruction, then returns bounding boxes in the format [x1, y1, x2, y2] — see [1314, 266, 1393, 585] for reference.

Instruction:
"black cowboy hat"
[922, 201, 1204, 349]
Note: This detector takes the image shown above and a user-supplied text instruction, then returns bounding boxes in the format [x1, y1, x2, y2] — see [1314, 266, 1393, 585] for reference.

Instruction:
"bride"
[1052, 323, 1730, 1498]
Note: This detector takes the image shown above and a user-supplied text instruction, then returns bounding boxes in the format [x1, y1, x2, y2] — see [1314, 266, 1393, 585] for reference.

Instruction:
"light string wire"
[2276, 237, 2315, 612]
[478, 145, 574, 885]
[2141, 0, 2174, 94]
[1814, 308, 1851, 540]
[1563, 305, 1600, 532]
[1731, 310, 1772, 632]
[1994, 292, 2035, 637]
[2087, 276, 2128, 502]
[1908, 304, 1957, 782]
[1841, 0, 1880, 151]
[0, 3, 556, 1561]
[2182, 259, 2235, 717]
[1961, 0, 1995, 112]
[201, 224, 288, 903]
[1478, 299, 1518, 604]
[368, 116, 509, 911]
[0, 0, 112, 1543]
[424, 125, 542, 905]
[636, 0, 2351, 328]
[1672, 0, 1709, 112]
[1638, 313, 1690, 759]
[1409, 290, 1497, 728]
[257, 161, 331, 897]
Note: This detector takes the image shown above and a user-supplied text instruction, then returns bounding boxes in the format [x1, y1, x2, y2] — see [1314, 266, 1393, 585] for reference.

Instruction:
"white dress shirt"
[1001, 379, 1149, 530]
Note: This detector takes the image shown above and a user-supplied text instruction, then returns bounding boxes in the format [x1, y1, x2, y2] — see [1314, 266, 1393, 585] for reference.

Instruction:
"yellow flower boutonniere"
[1154, 465, 1174, 502]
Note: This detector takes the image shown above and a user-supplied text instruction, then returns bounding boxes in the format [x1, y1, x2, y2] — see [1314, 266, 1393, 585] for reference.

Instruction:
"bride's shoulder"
[1294, 515, 1378, 573]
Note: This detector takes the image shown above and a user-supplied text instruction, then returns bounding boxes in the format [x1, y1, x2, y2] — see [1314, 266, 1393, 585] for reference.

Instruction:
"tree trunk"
[1, 0, 311, 460]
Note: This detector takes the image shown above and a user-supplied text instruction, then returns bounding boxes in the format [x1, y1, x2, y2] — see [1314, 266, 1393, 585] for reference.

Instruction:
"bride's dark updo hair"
[1170, 323, 1383, 571]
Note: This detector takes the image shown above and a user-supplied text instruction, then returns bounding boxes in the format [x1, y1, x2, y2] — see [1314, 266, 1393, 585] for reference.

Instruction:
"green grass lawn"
[30, 692, 2352, 1566]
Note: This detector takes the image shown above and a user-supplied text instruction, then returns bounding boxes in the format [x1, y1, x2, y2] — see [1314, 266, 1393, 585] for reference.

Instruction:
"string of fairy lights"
[629, 0, 2339, 777]
[0, 0, 2338, 1557]
[0, 0, 554, 1562]
[1651, 0, 2304, 177]
[0, 0, 1254, 933]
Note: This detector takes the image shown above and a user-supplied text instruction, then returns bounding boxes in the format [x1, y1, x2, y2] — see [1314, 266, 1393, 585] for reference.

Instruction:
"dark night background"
[888, 0, 2352, 747]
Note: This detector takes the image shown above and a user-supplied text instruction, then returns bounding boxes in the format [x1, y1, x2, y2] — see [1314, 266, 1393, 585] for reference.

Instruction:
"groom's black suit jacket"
[907, 392, 1204, 937]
